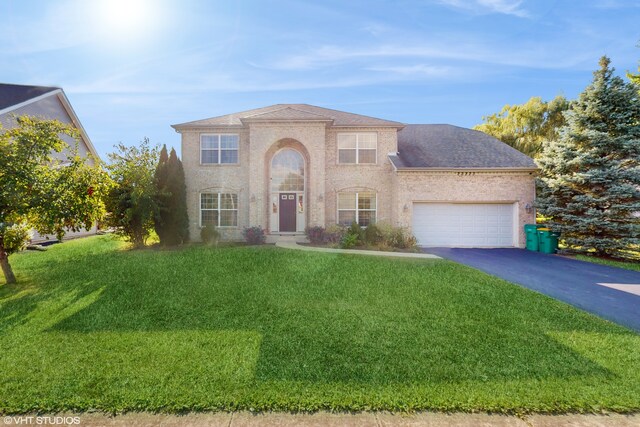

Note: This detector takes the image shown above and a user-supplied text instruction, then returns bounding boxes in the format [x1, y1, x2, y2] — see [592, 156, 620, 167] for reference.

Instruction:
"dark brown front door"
[279, 193, 296, 232]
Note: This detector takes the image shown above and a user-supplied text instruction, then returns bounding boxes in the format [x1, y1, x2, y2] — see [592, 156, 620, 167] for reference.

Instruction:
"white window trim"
[199, 192, 239, 228]
[200, 134, 239, 165]
[337, 191, 377, 226]
[337, 132, 378, 165]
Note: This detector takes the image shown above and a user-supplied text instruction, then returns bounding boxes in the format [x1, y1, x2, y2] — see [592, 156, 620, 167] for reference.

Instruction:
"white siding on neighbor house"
[412, 202, 516, 247]
[0, 94, 94, 163]
[2, 92, 99, 242]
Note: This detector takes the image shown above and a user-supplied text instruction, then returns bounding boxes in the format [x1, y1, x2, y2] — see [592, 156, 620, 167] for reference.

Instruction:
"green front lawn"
[575, 254, 640, 272]
[1, 236, 639, 414]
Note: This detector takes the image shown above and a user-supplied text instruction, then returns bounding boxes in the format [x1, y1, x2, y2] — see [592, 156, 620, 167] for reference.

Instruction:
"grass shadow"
[29, 238, 629, 385]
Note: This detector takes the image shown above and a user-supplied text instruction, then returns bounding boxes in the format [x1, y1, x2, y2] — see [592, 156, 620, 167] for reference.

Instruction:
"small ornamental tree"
[104, 139, 159, 248]
[153, 146, 189, 246]
[0, 117, 110, 284]
[536, 57, 640, 260]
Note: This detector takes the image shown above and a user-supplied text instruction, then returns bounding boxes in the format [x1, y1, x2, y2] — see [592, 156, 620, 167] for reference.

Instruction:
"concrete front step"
[265, 234, 308, 244]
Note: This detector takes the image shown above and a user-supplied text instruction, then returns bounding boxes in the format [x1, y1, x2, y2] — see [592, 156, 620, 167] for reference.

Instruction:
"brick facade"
[176, 108, 536, 247]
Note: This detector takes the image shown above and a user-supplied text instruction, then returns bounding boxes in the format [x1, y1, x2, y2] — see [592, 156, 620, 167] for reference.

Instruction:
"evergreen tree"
[154, 146, 189, 246]
[536, 57, 640, 260]
[165, 148, 189, 245]
[153, 145, 170, 244]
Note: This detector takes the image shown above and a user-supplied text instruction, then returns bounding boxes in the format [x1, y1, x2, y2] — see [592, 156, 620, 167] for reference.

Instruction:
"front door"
[279, 193, 296, 232]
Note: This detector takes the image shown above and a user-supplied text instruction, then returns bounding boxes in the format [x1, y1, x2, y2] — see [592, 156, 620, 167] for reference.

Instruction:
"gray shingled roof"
[242, 107, 333, 122]
[0, 83, 60, 111]
[172, 104, 404, 128]
[393, 124, 537, 169]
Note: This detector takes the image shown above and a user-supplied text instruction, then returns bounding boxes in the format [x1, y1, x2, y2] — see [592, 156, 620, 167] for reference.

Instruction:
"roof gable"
[0, 83, 60, 112]
[172, 104, 404, 129]
[0, 84, 100, 161]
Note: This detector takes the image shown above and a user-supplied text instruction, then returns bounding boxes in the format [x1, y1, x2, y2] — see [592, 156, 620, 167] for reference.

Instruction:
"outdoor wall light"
[403, 204, 409, 212]
[318, 194, 324, 202]
[250, 194, 256, 203]
[525, 203, 533, 214]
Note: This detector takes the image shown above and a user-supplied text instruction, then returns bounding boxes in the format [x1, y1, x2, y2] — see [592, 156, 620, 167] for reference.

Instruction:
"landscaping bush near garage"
[305, 222, 419, 252]
[1, 235, 640, 414]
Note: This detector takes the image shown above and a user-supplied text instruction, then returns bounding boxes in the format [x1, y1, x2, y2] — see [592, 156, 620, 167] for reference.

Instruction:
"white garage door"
[412, 203, 515, 247]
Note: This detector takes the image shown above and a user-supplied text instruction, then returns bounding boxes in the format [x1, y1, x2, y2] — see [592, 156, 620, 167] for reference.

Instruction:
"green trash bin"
[538, 228, 558, 254]
[524, 224, 542, 251]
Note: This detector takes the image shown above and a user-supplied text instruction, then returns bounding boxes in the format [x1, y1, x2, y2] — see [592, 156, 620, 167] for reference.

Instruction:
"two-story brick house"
[172, 104, 537, 247]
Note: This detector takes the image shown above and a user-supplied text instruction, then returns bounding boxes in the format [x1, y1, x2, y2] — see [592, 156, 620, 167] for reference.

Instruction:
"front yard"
[0, 236, 639, 414]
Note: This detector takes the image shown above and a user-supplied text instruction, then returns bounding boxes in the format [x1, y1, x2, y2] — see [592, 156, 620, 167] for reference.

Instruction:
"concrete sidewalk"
[24, 411, 639, 426]
[275, 241, 441, 259]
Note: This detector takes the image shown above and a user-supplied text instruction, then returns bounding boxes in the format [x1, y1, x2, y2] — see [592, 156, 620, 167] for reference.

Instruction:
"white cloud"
[436, 0, 529, 17]
[366, 64, 456, 78]
[260, 42, 597, 73]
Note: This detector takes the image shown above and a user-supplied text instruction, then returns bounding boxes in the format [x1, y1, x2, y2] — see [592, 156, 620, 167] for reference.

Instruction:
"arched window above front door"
[271, 149, 304, 192]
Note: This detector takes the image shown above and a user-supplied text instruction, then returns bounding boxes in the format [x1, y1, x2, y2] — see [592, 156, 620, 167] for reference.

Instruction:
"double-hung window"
[337, 133, 377, 164]
[200, 193, 238, 227]
[200, 134, 239, 164]
[337, 192, 376, 226]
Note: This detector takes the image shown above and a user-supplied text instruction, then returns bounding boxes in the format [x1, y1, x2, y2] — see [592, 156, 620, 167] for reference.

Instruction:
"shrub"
[243, 226, 266, 245]
[363, 223, 382, 245]
[324, 224, 346, 245]
[200, 225, 219, 246]
[347, 222, 364, 244]
[386, 227, 406, 248]
[378, 222, 419, 250]
[340, 232, 359, 249]
[404, 233, 418, 250]
[305, 226, 325, 244]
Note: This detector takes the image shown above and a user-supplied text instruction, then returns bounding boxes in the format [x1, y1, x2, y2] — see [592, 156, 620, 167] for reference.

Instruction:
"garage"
[412, 202, 515, 247]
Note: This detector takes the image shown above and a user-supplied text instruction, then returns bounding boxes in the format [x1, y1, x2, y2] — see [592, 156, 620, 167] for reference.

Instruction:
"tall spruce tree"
[536, 57, 640, 260]
[153, 145, 170, 244]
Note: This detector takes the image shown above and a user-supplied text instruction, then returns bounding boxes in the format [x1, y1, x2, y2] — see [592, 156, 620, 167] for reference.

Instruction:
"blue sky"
[1, 0, 639, 159]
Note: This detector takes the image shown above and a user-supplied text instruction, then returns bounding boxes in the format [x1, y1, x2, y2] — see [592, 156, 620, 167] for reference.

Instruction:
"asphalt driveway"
[424, 248, 640, 332]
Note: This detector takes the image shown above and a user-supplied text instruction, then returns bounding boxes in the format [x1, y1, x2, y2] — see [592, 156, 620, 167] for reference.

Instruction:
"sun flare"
[93, 0, 160, 46]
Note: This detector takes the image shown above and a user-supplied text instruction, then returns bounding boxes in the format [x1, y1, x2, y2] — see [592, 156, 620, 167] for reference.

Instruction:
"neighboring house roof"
[391, 124, 537, 170]
[0, 83, 100, 161]
[0, 83, 59, 112]
[172, 104, 405, 129]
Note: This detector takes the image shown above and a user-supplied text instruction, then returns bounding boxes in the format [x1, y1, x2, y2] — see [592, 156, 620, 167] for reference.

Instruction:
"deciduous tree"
[104, 139, 159, 248]
[474, 95, 570, 157]
[0, 117, 109, 284]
